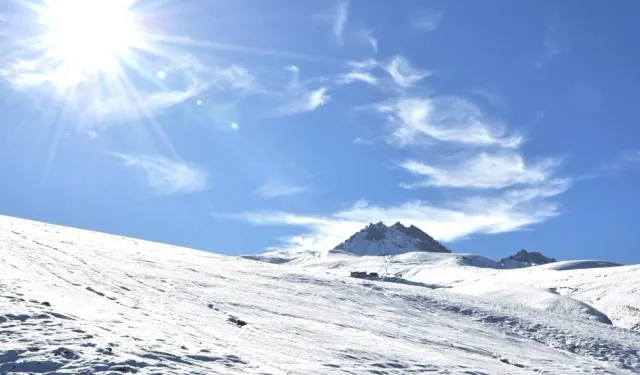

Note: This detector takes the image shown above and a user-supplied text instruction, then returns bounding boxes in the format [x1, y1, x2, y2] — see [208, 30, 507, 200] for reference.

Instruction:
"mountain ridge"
[500, 249, 557, 269]
[332, 221, 450, 256]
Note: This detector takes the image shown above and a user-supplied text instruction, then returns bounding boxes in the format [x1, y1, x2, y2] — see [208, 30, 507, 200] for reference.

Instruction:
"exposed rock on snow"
[333, 222, 450, 256]
[500, 249, 557, 268]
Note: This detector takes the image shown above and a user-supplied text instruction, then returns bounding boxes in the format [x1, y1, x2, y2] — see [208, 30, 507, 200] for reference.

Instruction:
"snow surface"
[250, 250, 640, 331]
[2, 215, 640, 374]
[540, 260, 623, 271]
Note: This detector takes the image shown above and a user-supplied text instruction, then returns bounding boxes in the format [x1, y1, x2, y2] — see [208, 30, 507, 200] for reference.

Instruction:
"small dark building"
[368, 272, 380, 278]
[350, 271, 367, 278]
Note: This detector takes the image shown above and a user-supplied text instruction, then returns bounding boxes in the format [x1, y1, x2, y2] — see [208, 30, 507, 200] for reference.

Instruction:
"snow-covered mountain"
[332, 222, 450, 256]
[500, 249, 557, 269]
[2, 214, 640, 374]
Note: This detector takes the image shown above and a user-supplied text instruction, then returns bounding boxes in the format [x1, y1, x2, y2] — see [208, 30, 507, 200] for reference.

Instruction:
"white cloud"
[274, 87, 330, 116]
[384, 56, 431, 88]
[308, 88, 330, 108]
[400, 152, 563, 189]
[366, 35, 378, 54]
[347, 59, 379, 71]
[333, 1, 350, 43]
[239, 182, 569, 251]
[411, 11, 444, 32]
[256, 182, 310, 198]
[114, 154, 207, 195]
[337, 72, 378, 86]
[338, 59, 381, 86]
[353, 137, 374, 145]
[375, 96, 523, 148]
[210, 65, 258, 92]
[339, 56, 428, 89]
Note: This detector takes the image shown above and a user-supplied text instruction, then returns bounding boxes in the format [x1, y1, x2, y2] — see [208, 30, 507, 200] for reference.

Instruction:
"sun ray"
[145, 33, 344, 64]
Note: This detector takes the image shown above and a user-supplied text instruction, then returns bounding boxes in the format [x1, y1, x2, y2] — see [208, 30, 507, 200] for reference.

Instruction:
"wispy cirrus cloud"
[240, 54, 568, 252]
[410, 11, 444, 32]
[337, 71, 378, 86]
[338, 55, 429, 89]
[375, 96, 523, 148]
[114, 154, 207, 195]
[399, 152, 564, 189]
[531, 23, 566, 69]
[85, 67, 208, 120]
[238, 181, 568, 251]
[622, 151, 640, 164]
[270, 65, 330, 117]
[332, 1, 350, 44]
[361, 31, 378, 54]
[596, 150, 640, 174]
[353, 137, 375, 145]
[274, 87, 330, 116]
[256, 181, 311, 199]
[208, 65, 259, 93]
[338, 59, 380, 87]
[0, 55, 253, 122]
[385, 56, 431, 88]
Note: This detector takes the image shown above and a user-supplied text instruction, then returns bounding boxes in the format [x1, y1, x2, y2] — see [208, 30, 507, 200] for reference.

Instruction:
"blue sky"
[1, 0, 639, 264]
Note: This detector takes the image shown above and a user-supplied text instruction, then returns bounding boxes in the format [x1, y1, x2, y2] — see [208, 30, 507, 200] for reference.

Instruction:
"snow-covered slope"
[264, 250, 639, 331]
[540, 260, 622, 271]
[2, 215, 640, 374]
[332, 222, 450, 256]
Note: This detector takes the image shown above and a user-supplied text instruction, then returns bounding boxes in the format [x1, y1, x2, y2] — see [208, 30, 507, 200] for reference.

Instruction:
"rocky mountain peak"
[500, 249, 557, 268]
[333, 222, 451, 256]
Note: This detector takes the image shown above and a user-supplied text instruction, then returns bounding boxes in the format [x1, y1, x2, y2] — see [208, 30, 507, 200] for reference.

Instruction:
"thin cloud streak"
[333, 1, 350, 43]
[274, 87, 330, 116]
[354, 137, 375, 145]
[411, 11, 444, 32]
[596, 150, 640, 174]
[337, 72, 378, 86]
[385, 56, 431, 88]
[239, 182, 568, 251]
[340, 56, 428, 89]
[400, 152, 564, 189]
[375, 96, 523, 148]
[114, 153, 208, 195]
[256, 182, 311, 198]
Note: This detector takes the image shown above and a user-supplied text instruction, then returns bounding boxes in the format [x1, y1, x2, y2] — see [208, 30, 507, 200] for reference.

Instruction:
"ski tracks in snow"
[1, 216, 639, 374]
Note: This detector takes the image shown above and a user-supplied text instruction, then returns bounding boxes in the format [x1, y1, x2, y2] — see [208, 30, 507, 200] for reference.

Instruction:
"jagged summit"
[332, 222, 450, 256]
[500, 249, 557, 269]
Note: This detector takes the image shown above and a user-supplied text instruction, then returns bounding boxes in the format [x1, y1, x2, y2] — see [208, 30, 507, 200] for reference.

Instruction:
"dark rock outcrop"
[500, 249, 557, 269]
[333, 222, 450, 256]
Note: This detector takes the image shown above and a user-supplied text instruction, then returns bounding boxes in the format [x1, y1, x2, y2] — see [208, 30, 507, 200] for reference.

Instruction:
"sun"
[40, 0, 141, 77]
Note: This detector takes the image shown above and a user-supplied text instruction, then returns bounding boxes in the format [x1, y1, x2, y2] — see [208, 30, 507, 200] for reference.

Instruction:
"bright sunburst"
[39, 0, 141, 80]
